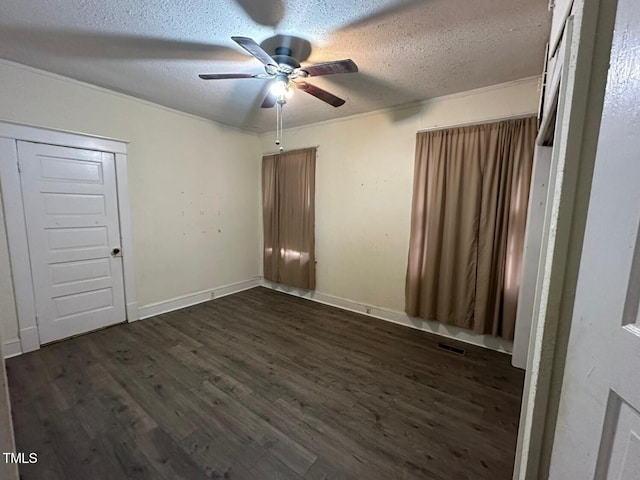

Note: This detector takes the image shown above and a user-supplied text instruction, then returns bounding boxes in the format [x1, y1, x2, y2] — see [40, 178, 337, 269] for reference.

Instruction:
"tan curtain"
[263, 147, 316, 290]
[405, 116, 537, 339]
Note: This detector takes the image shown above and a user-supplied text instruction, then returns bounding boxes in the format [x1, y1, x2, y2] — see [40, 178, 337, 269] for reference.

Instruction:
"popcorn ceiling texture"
[0, 0, 550, 132]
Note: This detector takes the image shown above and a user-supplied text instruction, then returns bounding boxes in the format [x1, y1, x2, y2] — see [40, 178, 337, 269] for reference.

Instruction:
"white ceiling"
[0, 0, 550, 133]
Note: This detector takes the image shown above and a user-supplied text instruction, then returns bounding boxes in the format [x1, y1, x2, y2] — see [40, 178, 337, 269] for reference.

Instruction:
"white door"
[548, 0, 640, 477]
[18, 141, 125, 344]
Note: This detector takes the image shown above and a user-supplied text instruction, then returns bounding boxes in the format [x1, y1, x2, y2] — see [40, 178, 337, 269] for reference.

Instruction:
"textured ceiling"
[0, 0, 550, 133]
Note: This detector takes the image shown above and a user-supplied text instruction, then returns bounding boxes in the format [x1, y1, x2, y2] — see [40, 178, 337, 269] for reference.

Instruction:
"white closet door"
[18, 141, 125, 344]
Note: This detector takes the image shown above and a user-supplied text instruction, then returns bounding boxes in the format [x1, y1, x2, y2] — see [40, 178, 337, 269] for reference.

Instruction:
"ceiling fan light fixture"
[270, 75, 289, 98]
[285, 87, 294, 99]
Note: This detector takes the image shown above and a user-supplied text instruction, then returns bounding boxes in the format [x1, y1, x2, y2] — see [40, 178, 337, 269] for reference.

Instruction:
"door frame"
[0, 121, 138, 354]
[513, 0, 618, 477]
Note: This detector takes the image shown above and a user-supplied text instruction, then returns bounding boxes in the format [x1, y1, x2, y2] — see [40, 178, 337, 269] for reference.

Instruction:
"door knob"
[111, 247, 122, 257]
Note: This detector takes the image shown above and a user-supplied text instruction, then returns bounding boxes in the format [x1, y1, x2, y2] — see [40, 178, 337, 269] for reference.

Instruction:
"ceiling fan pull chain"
[275, 101, 280, 147]
[279, 102, 284, 151]
[275, 101, 284, 151]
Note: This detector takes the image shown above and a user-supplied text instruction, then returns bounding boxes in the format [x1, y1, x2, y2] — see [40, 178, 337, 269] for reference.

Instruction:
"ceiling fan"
[199, 36, 358, 108]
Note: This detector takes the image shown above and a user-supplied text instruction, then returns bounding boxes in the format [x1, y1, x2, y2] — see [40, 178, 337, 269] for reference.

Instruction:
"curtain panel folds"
[405, 116, 537, 339]
[263, 147, 316, 290]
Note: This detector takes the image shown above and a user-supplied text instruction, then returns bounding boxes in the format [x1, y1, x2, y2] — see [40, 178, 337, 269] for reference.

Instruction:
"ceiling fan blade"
[261, 91, 277, 108]
[336, 0, 423, 31]
[301, 59, 358, 77]
[233, 0, 285, 27]
[199, 73, 259, 80]
[0, 26, 251, 62]
[231, 36, 278, 67]
[295, 82, 346, 107]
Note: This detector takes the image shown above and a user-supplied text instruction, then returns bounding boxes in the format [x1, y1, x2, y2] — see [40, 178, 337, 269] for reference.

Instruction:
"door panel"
[39, 156, 104, 183]
[548, 0, 640, 476]
[53, 287, 114, 318]
[43, 193, 106, 215]
[50, 258, 112, 285]
[602, 397, 640, 480]
[18, 141, 125, 344]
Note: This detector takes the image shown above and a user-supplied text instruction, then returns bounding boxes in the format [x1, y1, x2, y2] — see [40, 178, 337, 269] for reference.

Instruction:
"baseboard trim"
[126, 301, 139, 322]
[19, 326, 40, 354]
[5, 278, 511, 356]
[2, 339, 22, 359]
[138, 278, 262, 320]
[261, 280, 513, 354]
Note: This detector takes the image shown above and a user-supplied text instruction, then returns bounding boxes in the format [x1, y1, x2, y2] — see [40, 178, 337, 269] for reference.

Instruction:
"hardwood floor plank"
[72, 398, 157, 480]
[136, 427, 211, 480]
[44, 407, 128, 479]
[179, 428, 256, 479]
[86, 328, 203, 440]
[6, 287, 524, 479]
[84, 361, 158, 436]
[9, 395, 66, 479]
[171, 300, 511, 477]
[304, 457, 355, 480]
[251, 452, 304, 480]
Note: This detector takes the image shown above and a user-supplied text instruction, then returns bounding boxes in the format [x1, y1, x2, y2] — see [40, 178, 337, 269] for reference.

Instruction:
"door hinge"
[17, 161, 21, 173]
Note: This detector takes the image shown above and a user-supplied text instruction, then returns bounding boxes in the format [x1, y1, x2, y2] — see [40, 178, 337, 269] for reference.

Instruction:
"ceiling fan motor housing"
[272, 46, 300, 69]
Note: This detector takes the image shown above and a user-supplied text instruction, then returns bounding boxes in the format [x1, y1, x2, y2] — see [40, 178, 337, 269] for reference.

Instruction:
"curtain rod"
[262, 145, 320, 157]
[416, 112, 537, 134]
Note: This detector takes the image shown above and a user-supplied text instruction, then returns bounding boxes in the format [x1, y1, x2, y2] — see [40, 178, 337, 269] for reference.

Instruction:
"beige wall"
[0, 59, 540, 353]
[258, 78, 540, 347]
[0, 61, 261, 346]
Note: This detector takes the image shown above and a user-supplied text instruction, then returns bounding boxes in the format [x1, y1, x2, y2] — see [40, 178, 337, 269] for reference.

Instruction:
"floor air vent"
[437, 342, 465, 355]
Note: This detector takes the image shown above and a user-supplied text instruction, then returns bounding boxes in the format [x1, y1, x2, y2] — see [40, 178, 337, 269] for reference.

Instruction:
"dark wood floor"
[6, 287, 524, 480]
